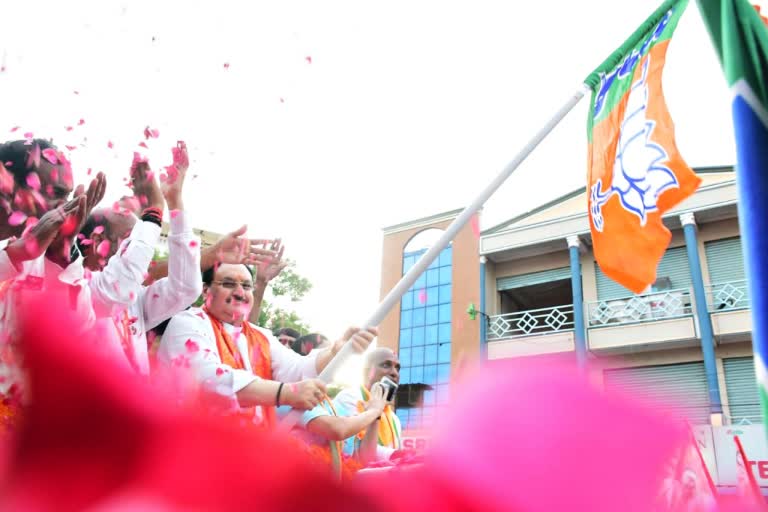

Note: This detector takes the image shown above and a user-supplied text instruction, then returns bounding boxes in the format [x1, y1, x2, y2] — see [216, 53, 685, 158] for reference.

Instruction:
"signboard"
[712, 424, 768, 487]
[401, 430, 430, 452]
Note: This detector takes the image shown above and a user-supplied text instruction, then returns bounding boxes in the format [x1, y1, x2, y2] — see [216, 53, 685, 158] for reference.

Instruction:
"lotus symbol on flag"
[590, 55, 679, 233]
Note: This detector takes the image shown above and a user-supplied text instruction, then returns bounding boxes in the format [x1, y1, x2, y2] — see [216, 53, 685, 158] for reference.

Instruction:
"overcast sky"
[1, 0, 760, 340]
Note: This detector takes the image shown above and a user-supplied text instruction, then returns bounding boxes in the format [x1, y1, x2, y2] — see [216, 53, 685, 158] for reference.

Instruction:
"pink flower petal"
[0, 164, 14, 195]
[92, 225, 105, 235]
[25, 172, 41, 190]
[65, 126, 73, 132]
[23, 131, 33, 139]
[73, 90, 80, 95]
[8, 211, 27, 226]
[9, 126, 19, 133]
[170, 210, 180, 219]
[223, 62, 230, 69]
[41, 148, 58, 165]
[305, 56, 312, 64]
[96, 240, 111, 258]
[185, 339, 199, 353]
[78, 118, 85, 125]
[87, 168, 92, 176]
[107, 141, 114, 149]
[189, 240, 198, 248]
[26, 144, 41, 169]
[65, 145, 77, 152]
[215, 367, 225, 376]
[138, 142, 148, 149]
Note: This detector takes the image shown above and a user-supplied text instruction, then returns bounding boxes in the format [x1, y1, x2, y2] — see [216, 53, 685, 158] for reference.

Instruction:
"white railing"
[705, 280, 750, 312]
[487, 305, 574, 340]
[587, 288, 694, 327]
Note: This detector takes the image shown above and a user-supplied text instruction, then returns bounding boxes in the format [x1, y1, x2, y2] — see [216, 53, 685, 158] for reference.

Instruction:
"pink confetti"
[78, 118, 85, 125]
[152, 293, 159, 299]
[9, 126, 19, 133]
[129, 292, 135, 301]
[107, 141, 114, 149]
[143, 127, 159, 139]
[87, 168, 93, 176]
[74, 90, 80, 95]
[26, 144, 41, 169]
[418, 288, 427, 304]
[170, 210, 180, 219]
[8, 211, 27, 226]
[470, 214, 480, 239]
[79, 239, 93, 246]
[279, 97, 285, 103]
[215, 368, 225, 376]
[0, 164, 14, 195]
[65, 145, 77, 152]
[65, 126, 73, 132]
[195, 311, 206, 320]
[92, 225, 105, 235]
[41, 148, 58, 165]
[305, 56, 312, 64]
[185, 339, 199, 353]
[138, 142, 148, 149]
[223, 62, 230, 69]
[96, 240, 111, 258]
[189, 240, 198, 249]
[23, 131, 33, 139]
[25, 172, 41, 190]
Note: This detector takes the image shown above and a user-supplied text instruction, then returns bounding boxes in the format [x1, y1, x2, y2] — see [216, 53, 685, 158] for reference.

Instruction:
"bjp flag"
[585, 0, 701, 293]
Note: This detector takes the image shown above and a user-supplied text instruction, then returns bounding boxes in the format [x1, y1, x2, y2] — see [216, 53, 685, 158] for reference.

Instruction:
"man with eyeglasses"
[158, 261, 378, 426]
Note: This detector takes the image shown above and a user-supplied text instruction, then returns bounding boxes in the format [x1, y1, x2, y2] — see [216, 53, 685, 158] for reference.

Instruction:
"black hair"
[275, 327, 301, 339]
[202, 263, 254, 285]
[291, 333, 327, 355]
[0, 139, 56, 186]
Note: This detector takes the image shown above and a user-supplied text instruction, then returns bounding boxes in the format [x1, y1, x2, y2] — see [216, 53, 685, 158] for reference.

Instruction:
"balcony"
[486, 305, 575, 358]
[706, 280, 752, 340]
[586, 288, 698, 352]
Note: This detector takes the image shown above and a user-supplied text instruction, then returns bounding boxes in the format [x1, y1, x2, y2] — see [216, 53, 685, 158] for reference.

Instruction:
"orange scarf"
[206, 310, 275, 428]
[356, 386, 401, 450]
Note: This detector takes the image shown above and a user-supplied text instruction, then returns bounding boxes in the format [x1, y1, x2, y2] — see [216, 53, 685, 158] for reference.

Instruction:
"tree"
[256, 259, 314, 334]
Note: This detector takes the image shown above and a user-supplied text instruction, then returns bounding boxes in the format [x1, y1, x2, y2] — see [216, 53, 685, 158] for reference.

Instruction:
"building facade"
[379, 166, 759, 435]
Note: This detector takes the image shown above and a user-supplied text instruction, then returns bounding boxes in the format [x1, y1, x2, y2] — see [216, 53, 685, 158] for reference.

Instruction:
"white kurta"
[158, 307, 319, 399]
[0, 250, 21, 283]
[96, 211, 202, 375]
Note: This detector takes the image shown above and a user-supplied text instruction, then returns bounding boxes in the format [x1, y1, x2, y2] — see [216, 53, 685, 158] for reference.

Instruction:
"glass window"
[399, 367, 411, 384]
[426, 287, 439, 306]
[438, 363, 451, 384]
[425, 306, 439, 325]
[438, 343, 451, 364]
[439, 247, 452, 267]
[426, 268, 440, 287]
[424, 344, 438, 365]
[428, 256, 440, 270]
[412, 327, 425, 346]
[411, 365, 424, 384]
[425, 324, 438, 344]
[400, 309, 412, 329]
[399, 328, 412, 348]
[438, 284, 451, 304]
[437, 384, 450, 404]
[438, 303, 452, 323]
[423, 390, 436, 407]
[412, 307, 425, 327]
[399, 348, 412, 367]
[439, 266, 452, 285]
[401, 291, 414, 310]
[396, 409, 409, 426]
[424, 364, 437, 385]
[438, 323, 451, 343]
[409, 409, 422, 429]
[411, 345, 424, 366]
[414, 273, 427, 289]
[403, 255, 417, 273]
[422, 407, 434, 429]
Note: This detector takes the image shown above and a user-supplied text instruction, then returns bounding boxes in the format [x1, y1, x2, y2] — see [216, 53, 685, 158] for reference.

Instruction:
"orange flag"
[585, 0, 701, 293]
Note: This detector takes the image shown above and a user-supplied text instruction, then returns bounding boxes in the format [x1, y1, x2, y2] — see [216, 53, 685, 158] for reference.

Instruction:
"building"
[379, 166, 759, 437]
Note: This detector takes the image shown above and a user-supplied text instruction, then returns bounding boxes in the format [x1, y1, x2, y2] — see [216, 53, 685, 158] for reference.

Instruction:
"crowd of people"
[0, 137, 408, 479]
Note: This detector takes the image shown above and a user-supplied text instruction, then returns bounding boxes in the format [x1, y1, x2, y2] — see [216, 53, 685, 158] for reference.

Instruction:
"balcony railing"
[587, 288, 694, 327]
[705, 280, 750, 312]
[487, 305, 574, 340]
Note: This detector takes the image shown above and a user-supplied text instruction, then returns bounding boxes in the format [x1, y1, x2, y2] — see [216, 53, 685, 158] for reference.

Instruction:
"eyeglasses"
[212, 279, 254, 292]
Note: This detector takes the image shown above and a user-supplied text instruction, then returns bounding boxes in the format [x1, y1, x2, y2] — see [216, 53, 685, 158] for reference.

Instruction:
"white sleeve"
[142, 211, 202, 330]
[89, 219, 161, 315]
[0, 250, 20, 282]
[264, 326, 319, 382]
[332, 388, 360, 417]
[158, 310, 257, 397]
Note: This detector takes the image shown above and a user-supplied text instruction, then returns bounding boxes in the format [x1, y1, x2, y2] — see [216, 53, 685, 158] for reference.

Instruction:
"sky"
[0, 0, 762, 341]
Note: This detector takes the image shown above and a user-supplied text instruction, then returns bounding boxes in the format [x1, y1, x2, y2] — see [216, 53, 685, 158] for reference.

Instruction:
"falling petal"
[223, 62, 230, 69]
[96, 240, 111, 258]
[185, 339, 199, 353]
[65, 145, 77, 152]
[23, 132, 33, 139]
[215, 367, 224, 376]
[65, 126, 74, 132]
[26, 145, 41, 169]
[8, 211, 27, 226]
[78, 119, 85, 125]
[10, 126, 19, 133]
[92, 225, 105, 235]
[41, 148, 58, 165]
[138, 142, 148, 149]
[0, 164, 14, 194]
[25, 173, 41, 190]
[170, 210, 180, 219]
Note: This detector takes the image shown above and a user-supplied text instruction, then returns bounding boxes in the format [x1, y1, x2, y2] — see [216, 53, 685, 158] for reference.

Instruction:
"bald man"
[76, 147, 201, 374]
[333, 347, 403, 461]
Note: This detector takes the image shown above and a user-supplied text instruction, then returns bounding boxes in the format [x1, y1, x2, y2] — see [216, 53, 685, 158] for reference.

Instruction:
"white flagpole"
[279, 83, 591, 430]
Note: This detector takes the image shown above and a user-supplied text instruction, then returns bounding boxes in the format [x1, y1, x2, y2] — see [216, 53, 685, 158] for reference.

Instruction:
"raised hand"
[161, 141, 188, 211]
[208, 226, 277, 267]
[130, 157, 164, 211]
[366, 382, 387, 415]
[255, 238, 287, 284]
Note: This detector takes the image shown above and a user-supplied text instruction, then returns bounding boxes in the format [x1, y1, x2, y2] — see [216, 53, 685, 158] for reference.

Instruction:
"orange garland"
[0, 398, 20, 434]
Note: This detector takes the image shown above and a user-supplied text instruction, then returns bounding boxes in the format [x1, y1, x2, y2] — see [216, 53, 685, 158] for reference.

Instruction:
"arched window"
[396, 229, 452, 431]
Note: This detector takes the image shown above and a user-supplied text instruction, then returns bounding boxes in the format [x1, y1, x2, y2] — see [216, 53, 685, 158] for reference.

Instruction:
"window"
[396, 236, 452, 431]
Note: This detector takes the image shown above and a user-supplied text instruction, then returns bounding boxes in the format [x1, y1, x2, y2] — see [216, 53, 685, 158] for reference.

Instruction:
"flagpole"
[279, 83, 590, 430]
